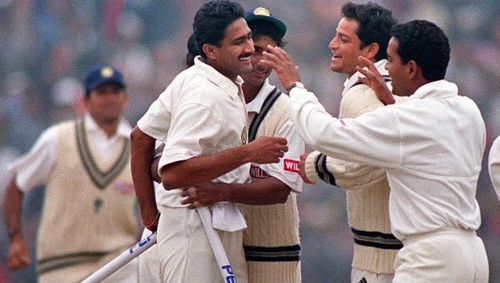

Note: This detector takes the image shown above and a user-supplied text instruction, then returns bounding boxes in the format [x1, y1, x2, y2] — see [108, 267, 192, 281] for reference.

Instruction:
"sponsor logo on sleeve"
[283, 159, 300, 173]
[250, 165, 269, 178]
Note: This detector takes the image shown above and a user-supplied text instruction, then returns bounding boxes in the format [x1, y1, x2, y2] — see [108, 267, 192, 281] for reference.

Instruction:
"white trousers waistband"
[402, 227, 476, 246]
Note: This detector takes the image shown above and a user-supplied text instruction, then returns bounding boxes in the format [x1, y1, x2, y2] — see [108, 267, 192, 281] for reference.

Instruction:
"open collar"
[193, 56, 244, 99]
[245, 79, 275, 114]
[342, 59, 388, 96]
[83, 112, 131, 139]
[410, 80, 458, 100]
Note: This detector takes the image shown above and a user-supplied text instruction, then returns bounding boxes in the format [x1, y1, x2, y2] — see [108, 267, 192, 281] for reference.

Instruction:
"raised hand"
[261, 45, 301, 91]
[356, 56, 395, 105]
[246, 136, 288, 164]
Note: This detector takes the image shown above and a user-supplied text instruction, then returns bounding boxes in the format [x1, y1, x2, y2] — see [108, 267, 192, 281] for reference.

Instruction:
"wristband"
[286, 82, 305, 94]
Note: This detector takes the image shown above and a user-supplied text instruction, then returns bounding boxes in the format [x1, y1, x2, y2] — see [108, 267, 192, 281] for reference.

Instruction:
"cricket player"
[297, 3, 400, 282]
[263, 19, 489, 282]
[3, 65, 140, 283]
[181, 7, 304, 282]
[130, 1, 288, 282]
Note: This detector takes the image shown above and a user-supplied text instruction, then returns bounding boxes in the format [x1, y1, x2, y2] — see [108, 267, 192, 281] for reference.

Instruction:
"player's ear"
[202, 44, 217, 61]
[407, 60, 418, 80]
[363, 42, 379, 62]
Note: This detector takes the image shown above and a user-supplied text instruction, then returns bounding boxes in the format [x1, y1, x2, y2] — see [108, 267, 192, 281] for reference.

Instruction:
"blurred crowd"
[0, 0, 499, 282]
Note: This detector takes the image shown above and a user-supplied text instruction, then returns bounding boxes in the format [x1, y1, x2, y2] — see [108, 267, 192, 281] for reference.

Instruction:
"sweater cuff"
[305, 151, 322, 184]
[309, 152, 337, 186]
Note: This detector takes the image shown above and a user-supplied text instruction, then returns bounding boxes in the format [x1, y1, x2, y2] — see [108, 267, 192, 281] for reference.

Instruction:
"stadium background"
[0, 0, 498, 282]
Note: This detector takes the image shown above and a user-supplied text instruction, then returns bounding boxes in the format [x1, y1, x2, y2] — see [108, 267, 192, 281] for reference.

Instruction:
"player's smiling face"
[210, 18, 255, 81]
[385, 37, 412, 97]
[241, 34, 277, 87]
[328, 17, 370, 77]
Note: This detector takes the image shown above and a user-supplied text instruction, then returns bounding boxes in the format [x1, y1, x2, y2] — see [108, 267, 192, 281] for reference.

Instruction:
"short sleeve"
[258, 119, 304, 193]
[10, 126, 59, 192]
[158, 102, 222, 170]
[137, 95, 172, 142]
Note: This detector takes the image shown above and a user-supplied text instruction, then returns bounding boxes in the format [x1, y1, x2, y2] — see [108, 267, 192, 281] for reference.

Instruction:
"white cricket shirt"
[288, 80, 485, 240]
[246, 79, 304, 193]
[138, 56, 250, 208]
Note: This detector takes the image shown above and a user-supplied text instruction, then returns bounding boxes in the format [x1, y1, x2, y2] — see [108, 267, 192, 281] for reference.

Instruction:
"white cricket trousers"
[393, 228, 489, 283]
[157, 206, 248, 283]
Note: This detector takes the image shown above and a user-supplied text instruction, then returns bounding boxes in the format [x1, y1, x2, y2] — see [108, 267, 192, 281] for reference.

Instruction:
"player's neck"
[97, 120, 119, 138]
[242, 83, 262, 103]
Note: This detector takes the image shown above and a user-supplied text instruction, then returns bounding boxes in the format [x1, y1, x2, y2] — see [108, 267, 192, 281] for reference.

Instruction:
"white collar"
[411, 80, 458, 100]
[83, 112, 132, 139]
[342, 59, 388, 96]
[193, 56, 244, 99]
[245, 79, 276, 113]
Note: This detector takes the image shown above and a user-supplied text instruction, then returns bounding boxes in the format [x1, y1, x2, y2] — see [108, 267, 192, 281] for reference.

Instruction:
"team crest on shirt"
[241, 127, 248, 145]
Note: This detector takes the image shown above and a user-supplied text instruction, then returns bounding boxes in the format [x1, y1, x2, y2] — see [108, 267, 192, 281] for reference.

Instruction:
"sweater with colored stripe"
[304, 64, 402, 274]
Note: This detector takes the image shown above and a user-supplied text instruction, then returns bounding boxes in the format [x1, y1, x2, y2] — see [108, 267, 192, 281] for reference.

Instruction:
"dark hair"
[392, 20, 450, 81]
[186, 33, 200, 67]
[341, 2, 396, 61]
[248, 21, 286, 47]
[193, 0, 245, 58]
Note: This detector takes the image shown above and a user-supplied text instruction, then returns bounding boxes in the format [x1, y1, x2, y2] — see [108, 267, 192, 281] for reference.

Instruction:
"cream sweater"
[37, 120, 138, 275]
[304, 73, 402, 274]
[243, 93, 302, 283]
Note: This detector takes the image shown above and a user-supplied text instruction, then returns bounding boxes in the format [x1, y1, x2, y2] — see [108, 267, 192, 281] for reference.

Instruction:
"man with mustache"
[181, 7, 304, 282]
[130, 1, 288, 282]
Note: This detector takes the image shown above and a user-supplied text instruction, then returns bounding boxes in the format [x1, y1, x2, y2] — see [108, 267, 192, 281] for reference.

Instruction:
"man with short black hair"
[292, 2, 400, 282]
[264, 19, 489, 283]
[181, 7, 304, 282]
[130, 1, 288, 282]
